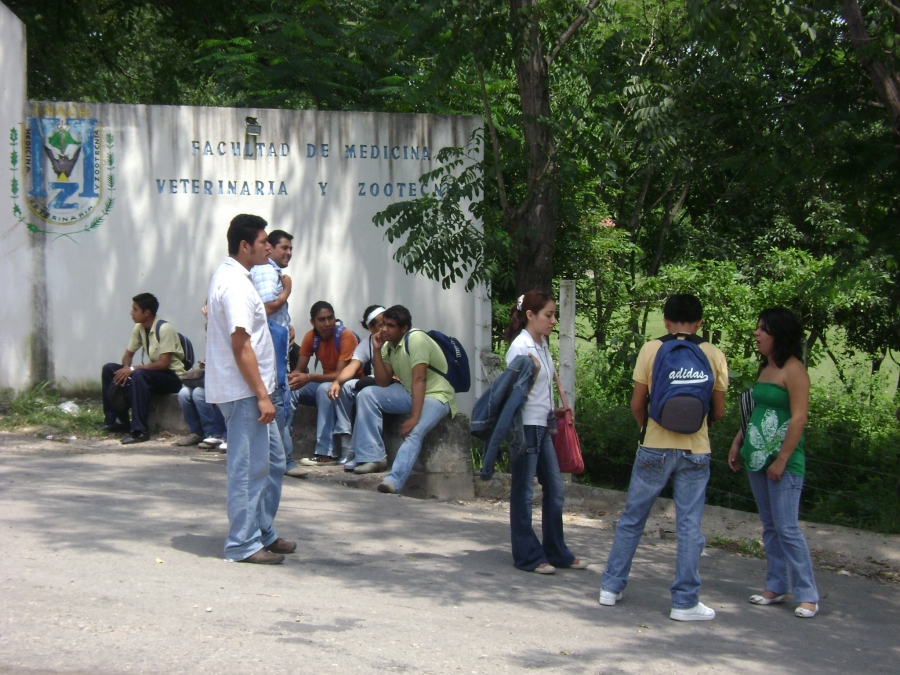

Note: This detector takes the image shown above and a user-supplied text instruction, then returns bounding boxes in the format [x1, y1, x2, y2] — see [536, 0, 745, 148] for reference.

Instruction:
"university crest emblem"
[10, 108, 115, 240]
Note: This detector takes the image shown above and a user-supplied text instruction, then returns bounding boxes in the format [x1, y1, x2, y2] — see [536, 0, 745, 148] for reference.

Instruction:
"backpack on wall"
[403, 329, 471, 393]
[647, 333, 715, 434]
[143, 320, 195, 370]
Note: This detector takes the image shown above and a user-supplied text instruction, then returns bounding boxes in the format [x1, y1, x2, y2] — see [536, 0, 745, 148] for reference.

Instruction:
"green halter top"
[739, 382, 806, 477]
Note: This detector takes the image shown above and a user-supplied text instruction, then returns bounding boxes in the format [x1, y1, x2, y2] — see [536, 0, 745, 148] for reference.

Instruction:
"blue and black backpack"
[312, 321, 360, 369]
[403, 329, 471, 393]
[647, 333, 715, 434]
[143, 320, 195, 370]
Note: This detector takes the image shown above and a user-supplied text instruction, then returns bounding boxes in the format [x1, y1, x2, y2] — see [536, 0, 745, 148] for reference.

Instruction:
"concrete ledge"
[291, 405, 474, 501]
[148, 394, 188, 435]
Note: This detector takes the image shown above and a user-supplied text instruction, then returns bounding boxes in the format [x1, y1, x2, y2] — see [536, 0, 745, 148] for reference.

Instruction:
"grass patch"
[707, 535, 766, 559]
[0, 382, 105, 438]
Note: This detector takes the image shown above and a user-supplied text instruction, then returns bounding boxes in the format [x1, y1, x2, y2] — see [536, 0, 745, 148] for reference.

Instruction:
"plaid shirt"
[250, 258, 290, 327]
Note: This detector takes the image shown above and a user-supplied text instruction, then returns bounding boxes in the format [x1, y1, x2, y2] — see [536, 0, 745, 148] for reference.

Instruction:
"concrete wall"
[0, 3, 32, 392]
[6, 83, 487, 409]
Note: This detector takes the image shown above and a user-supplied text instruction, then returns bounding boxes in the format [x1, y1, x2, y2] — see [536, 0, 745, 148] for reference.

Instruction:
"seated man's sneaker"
[285, 465, 310, 478]
[670, 602, 715, 622]
[337, 450, 355, 465]
[376, 480, 397, 494]
[299, 455, 337, 466]
[353, 459, 388, 474]
[198, 437, 224, 449]
[121, 431, 150, 445]
[599, 589, 623, 606]
[176, 433, 203, 446]
[265, 538, 297, 554]
[343, 459, 357, 472]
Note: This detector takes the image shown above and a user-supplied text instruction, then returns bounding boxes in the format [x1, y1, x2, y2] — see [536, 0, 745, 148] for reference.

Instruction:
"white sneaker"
[218, 442, 227, 451]
[599, 589, 623, 606]
[670, 602, 715, 621]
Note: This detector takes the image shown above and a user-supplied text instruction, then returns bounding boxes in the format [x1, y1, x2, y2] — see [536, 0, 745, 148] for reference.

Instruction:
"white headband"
[366, 306, 387, 325]
[516, 295, 524, 311]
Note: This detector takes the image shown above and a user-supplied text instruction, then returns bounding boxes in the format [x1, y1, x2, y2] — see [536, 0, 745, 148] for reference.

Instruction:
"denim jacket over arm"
[470, 355, 538, 480]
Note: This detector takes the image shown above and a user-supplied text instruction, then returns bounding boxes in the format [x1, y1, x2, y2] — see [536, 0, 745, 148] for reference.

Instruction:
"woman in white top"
[328, 305, 386, 471]
[505, 290, 588, 574]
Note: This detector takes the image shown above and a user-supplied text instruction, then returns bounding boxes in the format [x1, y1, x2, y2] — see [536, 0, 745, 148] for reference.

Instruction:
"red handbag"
[553, 373, 584, 474]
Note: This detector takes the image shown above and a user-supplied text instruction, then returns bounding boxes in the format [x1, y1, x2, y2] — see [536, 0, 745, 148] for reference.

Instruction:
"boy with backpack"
[289, 301, 360, 465]
[351, 305, 462, 494]
[98, 292, 190, 445]
[599, 294, 728, 621]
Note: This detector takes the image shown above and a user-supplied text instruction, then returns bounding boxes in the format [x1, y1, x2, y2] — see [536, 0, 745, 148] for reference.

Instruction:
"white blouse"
[506, 329, 556, 426]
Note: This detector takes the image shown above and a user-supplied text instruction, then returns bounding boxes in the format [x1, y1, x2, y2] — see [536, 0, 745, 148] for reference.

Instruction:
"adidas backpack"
[403, 329, 471, 393]
[648, 333, 715, 434]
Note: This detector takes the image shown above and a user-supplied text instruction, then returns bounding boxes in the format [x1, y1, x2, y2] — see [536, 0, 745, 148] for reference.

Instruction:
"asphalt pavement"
[1, 433, 897, 675]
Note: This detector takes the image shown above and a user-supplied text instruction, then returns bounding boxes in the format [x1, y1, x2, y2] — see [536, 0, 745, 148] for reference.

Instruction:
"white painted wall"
[15, 101, 486, 411]
[0, 3, 31, 392]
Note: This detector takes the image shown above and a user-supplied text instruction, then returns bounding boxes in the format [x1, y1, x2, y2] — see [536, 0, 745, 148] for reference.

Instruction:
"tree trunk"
[511, 0, 558, 294]
[842, 0, 900, 161]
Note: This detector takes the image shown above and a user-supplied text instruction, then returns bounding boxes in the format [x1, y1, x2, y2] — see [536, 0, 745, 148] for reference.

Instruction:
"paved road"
[1, 433, 897, 675]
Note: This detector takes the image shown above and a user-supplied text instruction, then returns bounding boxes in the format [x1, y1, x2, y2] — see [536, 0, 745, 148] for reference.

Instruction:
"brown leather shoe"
[237, 549, 284, 565]
[265, 538, 297, 554]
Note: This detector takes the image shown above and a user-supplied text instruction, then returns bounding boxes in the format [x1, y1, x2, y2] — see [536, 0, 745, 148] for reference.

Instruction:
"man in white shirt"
[205, 214, 295, 565]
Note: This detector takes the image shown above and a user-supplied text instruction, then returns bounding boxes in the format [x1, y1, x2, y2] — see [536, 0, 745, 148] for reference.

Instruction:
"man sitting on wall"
[288, 301, 360, 465]
[99, 292, 185, 444]
[352, 305, 457, 494]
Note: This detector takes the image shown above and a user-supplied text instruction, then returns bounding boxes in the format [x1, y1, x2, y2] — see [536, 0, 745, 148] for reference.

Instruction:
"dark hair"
[505, 290, 554, 344]
[310, 301, 334, 320]
[227, 214, 267, 255]
[361, 304, 384, 330]
[132, 292, 159, 316]
[384, 305, 412, 330]
[267, 229, 293, 247]
[758, 307, 804, 368]
[663, 294, 703, 323]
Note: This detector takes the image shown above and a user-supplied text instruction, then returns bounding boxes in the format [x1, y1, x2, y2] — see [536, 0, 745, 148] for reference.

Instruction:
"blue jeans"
[747, 469, 819, 603]
[272, 390, 297, 472]
[509, 425, 574, 571]
[602, 446, 710, 609]
[177, 386, 226, 439]
[291, 380, 351, 458]
[353, 383, 450, 491]
[218, 396, 286, 561]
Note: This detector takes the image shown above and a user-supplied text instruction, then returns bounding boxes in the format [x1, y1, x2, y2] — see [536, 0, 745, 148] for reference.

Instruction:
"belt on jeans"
[642, 446, 693, 454]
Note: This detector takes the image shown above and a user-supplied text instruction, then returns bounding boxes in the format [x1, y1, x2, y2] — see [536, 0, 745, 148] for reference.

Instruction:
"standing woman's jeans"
[508, 425, 575, 571]
[747, 469, 819, 603]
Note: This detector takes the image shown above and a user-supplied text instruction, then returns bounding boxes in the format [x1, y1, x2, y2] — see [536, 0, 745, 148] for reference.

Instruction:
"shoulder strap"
[659, 332, 706, 345]
[155, 319, 168, 342]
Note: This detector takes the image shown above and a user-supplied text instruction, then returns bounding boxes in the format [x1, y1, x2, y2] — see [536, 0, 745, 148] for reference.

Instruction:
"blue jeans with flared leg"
[508, 425, 575, 571]
[747, 469, 819, 603]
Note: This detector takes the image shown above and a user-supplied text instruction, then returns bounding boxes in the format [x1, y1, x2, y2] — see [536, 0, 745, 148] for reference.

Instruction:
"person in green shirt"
[350, 305, 457, 494]
[728, 307, 819, 618]
[99, 292, 185, 444]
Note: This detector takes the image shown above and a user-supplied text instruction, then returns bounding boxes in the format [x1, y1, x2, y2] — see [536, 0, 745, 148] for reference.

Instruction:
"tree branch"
[547, 0, 602, 66]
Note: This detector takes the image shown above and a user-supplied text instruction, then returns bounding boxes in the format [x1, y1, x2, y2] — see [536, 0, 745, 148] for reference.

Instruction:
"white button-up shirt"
[205, 256, 276, 404]
[506, 329, 556, 426]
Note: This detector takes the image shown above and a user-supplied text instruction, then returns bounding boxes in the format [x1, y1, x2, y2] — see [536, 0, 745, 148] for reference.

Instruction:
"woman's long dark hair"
[505, 290, 553, 344]
[758, 307, 804, 369]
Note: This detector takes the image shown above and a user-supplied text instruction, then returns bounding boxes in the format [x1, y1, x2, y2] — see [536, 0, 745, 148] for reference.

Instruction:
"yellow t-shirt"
[633, 337, 728, 453]
[127, 318, 186, 377]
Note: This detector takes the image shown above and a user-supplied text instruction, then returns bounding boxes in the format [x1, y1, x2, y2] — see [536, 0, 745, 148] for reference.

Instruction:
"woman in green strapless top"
[728, 308, 819, 618]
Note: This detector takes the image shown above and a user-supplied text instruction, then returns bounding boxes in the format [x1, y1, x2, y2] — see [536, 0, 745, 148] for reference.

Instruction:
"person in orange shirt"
[288, 301, 360, 465]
